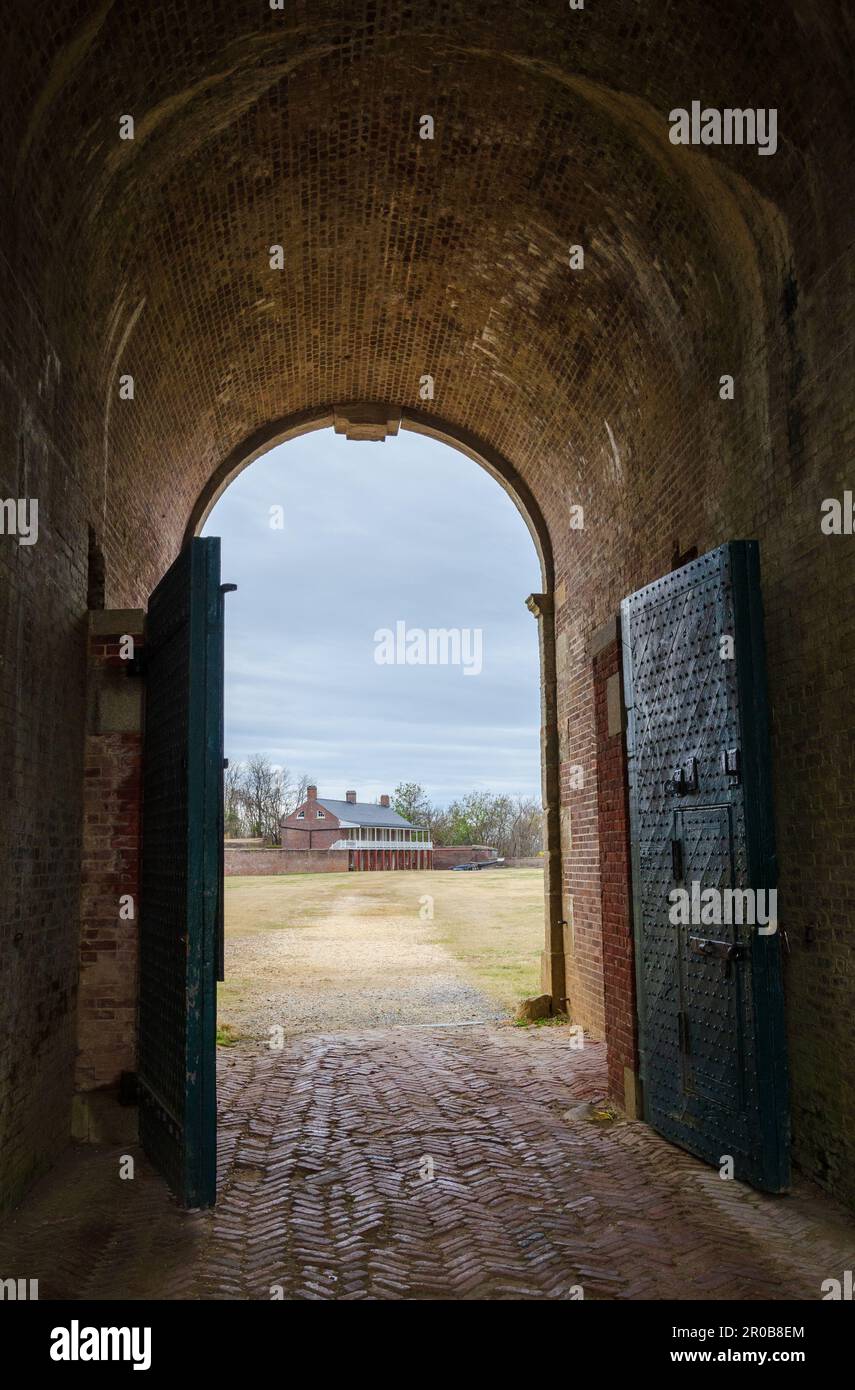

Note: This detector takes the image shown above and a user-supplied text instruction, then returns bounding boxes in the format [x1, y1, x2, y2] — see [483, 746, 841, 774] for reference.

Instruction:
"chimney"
[307, 785, 317, 800]
[379, 794, 390, 808]
[346, 790, 357, 804]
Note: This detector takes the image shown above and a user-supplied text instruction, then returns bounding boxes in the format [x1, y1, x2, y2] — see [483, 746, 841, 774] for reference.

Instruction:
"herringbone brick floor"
[2, 1026, 854, 1300]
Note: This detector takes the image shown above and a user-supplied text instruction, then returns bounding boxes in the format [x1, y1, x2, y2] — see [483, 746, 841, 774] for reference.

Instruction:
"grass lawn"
[219, 867, 545, 1037]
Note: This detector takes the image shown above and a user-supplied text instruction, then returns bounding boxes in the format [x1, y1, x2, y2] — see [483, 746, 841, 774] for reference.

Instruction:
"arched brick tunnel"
[1, 1, 853, 1219]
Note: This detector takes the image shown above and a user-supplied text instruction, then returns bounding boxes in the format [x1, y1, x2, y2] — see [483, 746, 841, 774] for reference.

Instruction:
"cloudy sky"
[202, 428, 542, 807]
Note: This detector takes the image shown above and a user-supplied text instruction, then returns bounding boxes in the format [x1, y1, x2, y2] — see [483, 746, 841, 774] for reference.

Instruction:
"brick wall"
[75, 614, 144, 1093]
[0, 262, 89, 1208]
[281, 793, 344, 848]
[225, 848, 350, 875]
[559, 668, 606, 1035]
[432, 846, 497, 869]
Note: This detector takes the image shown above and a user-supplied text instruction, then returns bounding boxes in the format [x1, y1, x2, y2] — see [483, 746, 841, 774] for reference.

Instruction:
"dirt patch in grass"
[218, 868, 545, 1040]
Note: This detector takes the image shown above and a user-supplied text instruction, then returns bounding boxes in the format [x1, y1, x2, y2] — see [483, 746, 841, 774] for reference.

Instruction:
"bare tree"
[241, 755, 291, 843]
[410, 787, 543, 858]
[224, 757, 315, 843]
[289, 773, 313, 816]
[224, 759, 247, 838]
[505, 795, 543, 858]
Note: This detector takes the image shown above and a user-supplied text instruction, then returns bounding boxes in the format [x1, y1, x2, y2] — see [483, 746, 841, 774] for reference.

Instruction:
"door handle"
[689, 936, 745, 978]
[668, 756, 698, 794]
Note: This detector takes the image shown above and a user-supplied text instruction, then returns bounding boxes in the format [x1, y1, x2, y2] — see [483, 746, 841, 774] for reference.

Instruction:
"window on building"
[296, 811, 305, 819]
[316, 810, 325, 819]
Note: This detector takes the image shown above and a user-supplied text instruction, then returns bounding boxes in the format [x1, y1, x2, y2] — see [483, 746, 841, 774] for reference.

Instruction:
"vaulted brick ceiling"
[4, 1, 846, 604]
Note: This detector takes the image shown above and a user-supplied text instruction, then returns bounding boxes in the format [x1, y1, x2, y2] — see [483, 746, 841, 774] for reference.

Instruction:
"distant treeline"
[391, 782, 543, 860]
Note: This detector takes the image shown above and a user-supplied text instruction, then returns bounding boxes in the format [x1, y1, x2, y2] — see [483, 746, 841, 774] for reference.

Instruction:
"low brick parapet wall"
[431, 845, 498, 869]
[225, 847, 350, 875]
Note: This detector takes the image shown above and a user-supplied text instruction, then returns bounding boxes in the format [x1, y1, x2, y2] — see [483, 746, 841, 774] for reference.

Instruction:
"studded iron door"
[138, 537, 225, 1209]
[621, 541, 789, 1191]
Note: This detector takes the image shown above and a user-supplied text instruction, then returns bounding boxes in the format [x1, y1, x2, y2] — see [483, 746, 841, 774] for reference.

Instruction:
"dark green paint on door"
[138, 537, 225, 1208]
[621, 541, 789, 1192]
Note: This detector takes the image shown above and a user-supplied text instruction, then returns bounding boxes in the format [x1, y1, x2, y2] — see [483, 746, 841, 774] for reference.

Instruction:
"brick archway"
[187, 407, 554, 586]
[188, 406, 566, 1012]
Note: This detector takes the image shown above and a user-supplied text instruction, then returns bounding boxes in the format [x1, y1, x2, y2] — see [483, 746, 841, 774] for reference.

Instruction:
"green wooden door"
[138, 538, 224, 1208]
[621, 541, 789, 1192]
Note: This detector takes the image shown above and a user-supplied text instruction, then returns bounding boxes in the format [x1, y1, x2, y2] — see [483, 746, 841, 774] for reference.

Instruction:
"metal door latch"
[689, 936, 745, 977]
[671, 836, 684, 882]
[720, 747, 741, 784]
[669, 756, 698, 794]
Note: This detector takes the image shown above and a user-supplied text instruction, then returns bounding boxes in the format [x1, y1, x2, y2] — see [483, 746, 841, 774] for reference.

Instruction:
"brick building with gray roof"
[280, 787, 432, 870]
